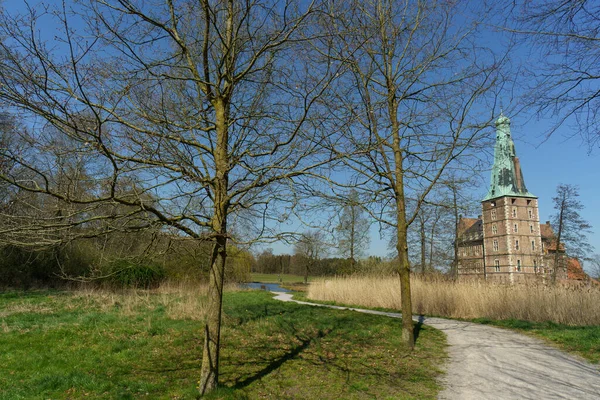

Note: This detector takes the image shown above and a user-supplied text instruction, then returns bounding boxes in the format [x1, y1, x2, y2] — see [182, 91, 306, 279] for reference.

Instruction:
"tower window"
[517, 259, 521, 272]
[528, 209, 533, 219]
[494, 259, 500, 272]
[493, 240, 499, 251]
[512, 208, 517, 218]
[534, 259, 537, 273]
[491, 201, 496, 207]
[492, 224, 498, 234]
[527, 200, 531, 205]
[514, 223, 518, 233]
[491, 210, 497, 220]
[531, 240, 535, 251]
[515, 240, 520, 250]
[530, 224, 534, 233]
[511, 198, 516, 204]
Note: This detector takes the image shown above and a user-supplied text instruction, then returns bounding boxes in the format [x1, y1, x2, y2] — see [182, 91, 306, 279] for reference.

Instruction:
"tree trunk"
[553, 197, 565, 283]
[199, 232, 227, 395]
[350, 204, 356, 271]
[391, 99, 414, 349]
[452, 183, 459, 280]
[199, 97, 229, 395]
[396, 210, 414, 348]
[304, 263, 309, 285]
[420, 217, 426, 274]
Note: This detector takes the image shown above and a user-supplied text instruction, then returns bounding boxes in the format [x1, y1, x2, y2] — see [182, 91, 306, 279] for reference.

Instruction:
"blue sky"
[5, 1, 599, 267]
[273, 114, 600, 261]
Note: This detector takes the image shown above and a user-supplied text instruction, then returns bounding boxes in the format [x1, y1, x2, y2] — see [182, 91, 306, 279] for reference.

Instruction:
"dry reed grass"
[308, 275, 600, 325]
[69, 281, 234, 321]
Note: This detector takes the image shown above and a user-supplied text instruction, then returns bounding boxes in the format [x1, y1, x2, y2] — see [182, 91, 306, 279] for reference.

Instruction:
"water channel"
[242, 282, 290, 292]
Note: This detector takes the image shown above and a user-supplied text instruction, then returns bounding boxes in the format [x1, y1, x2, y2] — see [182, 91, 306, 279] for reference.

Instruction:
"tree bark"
[199, 97, 230, 395]
[391, 99, 414, 349]
[420, 217, 426, 274]
[199, 231, 226, 394]
[396, 205, 414, 348]
[452, 184, 459, 280]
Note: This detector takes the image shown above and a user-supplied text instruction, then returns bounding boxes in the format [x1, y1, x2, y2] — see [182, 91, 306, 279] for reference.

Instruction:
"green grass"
[0, 289, 447, 399]
[470, 318, 600, 364]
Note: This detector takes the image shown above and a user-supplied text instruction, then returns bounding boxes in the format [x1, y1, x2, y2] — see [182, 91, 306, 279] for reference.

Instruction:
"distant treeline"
[254, 250, 395, 277]
[0, 231, 253, 289]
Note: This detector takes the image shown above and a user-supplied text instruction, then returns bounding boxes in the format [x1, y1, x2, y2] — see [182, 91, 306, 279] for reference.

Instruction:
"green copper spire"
[483, 114, 536, 201]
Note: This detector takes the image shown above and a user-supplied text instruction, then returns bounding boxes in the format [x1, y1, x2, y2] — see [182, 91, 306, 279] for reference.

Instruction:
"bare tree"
[551, 183, 593, 282]
[335, 189, 370, 270]
[294, 230, 326, 284]
[587, 255, 600, 280]
[0, 1, 337, 394]
[509, 0, 600, 149]
[321, 0, 504, 348]
[442, 174, 483, 278]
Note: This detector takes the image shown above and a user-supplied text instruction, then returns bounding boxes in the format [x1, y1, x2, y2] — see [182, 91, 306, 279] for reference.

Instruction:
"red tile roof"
[457, 217, 479, 236]
[567, 258, 586, 280]
[540, 222, 554, 239]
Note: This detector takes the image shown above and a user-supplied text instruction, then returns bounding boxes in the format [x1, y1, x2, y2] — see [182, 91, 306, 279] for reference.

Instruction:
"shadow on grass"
[414, 315, 425, 343]
[232, 329, 329, 389]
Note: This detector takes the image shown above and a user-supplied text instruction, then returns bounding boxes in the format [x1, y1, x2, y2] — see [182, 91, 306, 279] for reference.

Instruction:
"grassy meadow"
[0, 285, 446, 399]
[308, 275, 600, 363]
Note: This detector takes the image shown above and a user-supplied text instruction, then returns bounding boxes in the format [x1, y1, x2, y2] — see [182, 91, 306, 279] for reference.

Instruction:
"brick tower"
[481, 114, 543, 281]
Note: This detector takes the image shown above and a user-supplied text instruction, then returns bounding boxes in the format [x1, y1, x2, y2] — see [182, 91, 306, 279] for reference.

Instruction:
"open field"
[0, 286, 446, 399]
[307, 276, 600, 363]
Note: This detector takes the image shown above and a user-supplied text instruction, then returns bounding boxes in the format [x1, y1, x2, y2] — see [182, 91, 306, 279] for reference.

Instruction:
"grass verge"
[0, 288, 446, 399]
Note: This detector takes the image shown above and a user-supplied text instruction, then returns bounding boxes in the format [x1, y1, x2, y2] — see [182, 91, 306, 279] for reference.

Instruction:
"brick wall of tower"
[482, 196, 544, 280]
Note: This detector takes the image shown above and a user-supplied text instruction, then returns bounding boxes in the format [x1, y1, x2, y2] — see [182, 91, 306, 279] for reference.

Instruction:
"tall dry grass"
[308, 275, 600, 325]
[69, 281, 236, 321]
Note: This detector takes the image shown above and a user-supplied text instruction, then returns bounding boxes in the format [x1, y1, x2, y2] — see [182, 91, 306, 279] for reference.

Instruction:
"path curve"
[272, 292, 600, 400]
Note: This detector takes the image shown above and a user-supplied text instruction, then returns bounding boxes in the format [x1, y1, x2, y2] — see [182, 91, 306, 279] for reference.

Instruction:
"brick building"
[456, 114, 567, 282]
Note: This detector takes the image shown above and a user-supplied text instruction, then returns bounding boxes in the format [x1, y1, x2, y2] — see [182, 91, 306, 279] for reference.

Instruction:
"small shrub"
[107, 259, 166, 289]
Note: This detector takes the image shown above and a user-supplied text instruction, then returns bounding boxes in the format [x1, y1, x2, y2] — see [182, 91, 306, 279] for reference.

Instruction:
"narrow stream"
[242, 282, 290, 292]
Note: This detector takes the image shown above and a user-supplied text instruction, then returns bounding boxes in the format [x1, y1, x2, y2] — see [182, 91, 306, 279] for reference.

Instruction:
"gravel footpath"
[272, 292, 600, 400]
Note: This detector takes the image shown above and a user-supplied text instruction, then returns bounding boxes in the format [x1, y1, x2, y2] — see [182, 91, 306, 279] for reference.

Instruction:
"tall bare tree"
[321, 0, 504, 348]
[551, 183, 593, 282]
[294, 230, 326, 284]
[335, 189, 370, 269]
[509, 0, 600, 149]
[0, 1, 337, 394]
[587, 255, 600, 280]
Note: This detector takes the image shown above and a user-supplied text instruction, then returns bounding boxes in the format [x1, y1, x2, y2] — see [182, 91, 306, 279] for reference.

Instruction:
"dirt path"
[272, 292, 600, 400]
